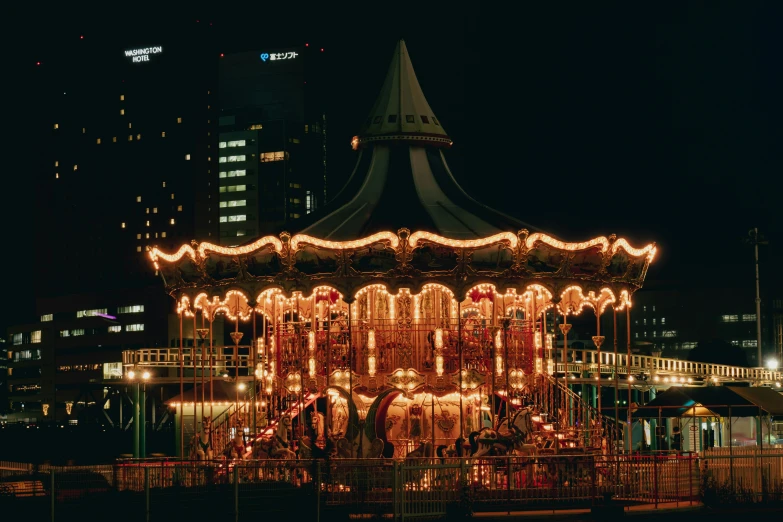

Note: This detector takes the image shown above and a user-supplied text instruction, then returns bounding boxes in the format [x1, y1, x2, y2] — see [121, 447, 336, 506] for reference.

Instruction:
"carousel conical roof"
[291, 40, 541, 241]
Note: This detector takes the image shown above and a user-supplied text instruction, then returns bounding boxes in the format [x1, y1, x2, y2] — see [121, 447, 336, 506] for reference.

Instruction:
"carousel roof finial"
[357, 39, 452, 148]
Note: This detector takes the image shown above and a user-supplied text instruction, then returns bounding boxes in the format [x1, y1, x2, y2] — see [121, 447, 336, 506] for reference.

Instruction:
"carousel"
[143, 40, 656, 464]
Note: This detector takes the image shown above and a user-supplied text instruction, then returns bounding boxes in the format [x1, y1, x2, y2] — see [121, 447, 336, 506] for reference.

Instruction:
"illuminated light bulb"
[142, 371, 150, 380]
[435, 353, 444, 377]
[495, 355, 504, 376]
[434, 328, 443, 350]
[628, 376, 634, 383]
[664, 377, 669, 383]
[238, 382, 246, 391]
[495, 330, 503, 350]
[127, 370, 136, 380]
[653, 375, 659, 382]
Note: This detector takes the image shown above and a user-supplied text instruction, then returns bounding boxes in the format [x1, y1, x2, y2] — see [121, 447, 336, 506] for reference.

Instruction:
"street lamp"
[128, 368, 151, 459]
[766, 358, 778, 371]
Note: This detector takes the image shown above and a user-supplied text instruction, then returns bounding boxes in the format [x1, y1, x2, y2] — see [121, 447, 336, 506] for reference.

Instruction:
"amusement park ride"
[122, 40, 783, 465]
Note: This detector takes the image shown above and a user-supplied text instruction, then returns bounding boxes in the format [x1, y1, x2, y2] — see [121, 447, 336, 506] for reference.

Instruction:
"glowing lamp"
[366, 329, 377, 377]
[238, 382, 246, 391]
[495, 355, 504, 376]
[142, 371, 151, 380]
[494, 329, 503, 350]
[127, 370, 136, 380]
[546, 359, 554, 376]
[434, 328, 444, 350]
[767, 358, 778, 371]
[308, 357, 316, 378]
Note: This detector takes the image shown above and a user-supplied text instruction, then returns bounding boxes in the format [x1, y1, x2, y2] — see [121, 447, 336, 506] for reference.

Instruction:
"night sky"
[6, 3, 782, 330]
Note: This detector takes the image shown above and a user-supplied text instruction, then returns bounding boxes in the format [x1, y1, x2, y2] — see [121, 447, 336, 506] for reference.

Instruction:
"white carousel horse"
[497, 407, 538, 456]
[191, 417, 213, 461]
[270, 414, 297, 459]
[310, 411, 326, 447]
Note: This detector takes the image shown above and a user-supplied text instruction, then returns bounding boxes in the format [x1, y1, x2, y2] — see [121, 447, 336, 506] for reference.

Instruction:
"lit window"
[171, 193, 175, 199]
[82, 128, 86, 134]
[662, 330, 678, 338]
[721, 315, 739, 323]
[146, 208, 150, 214]
[59, 330, 70, 338]
[41, 314, 53, 322]
[170, 218, 175, 225]
[136, 196, 141, 202]
[652, 318, 656, 325]
[108, 325, 121, 333]
[260, 151, 286, 162]
[145, 233, 149, 239]
[643, 306, 646, 312]
[120, 109, 125, 115]
[229, 215, 246, 222]
[161, 232, 167, 238]
[120, 95, 125, 101]
[129, 135, 133, 141]
[126, 324, 145, 332]
[118, 305, 144, 314]
[113, 137, 117, 142]
[635, 333, 639, 338]
[136, 234, 141, 239]
[661, 317, 666, 324]
[730, 340, 740, 346]
[177, 205, 182, 211]
[162, 181, 166, 187]
[682, 342, 697, 349]
[236, 230, 246, 237]
[129, 122, 132, 129]
[72, 329, 85, 337]
[177, 117, 182, 124]
[55, 161, 59, 167]
[146, 220, 150, 227]
[643, 319, 646, 325]
[31, 331, 42, 344]
[121, 222, 126, 229]
[219, 141, 227, 148]
[742, 340, 757, 348]
[219, 216, 227, 223]
[161, 131, 166, 137]
[227, 140, 246, 147]
[54, 123, 59, 129]
[249, 124, 263, 130]
[220, 155, 246, 163]
[55, 173, 59, 179]
[219, 185, 247, 193]
[219, 170, 247, 178]
[96, 138, 101, 144]
[73, 165, 78, 171]
[136, 134, 141, 140]
[742, 314, 756, 321]
[76, 308, 108, 318]
[153, 207, 158, 213]
[136, 246, 142, 252]
[185, 154, 191, 160]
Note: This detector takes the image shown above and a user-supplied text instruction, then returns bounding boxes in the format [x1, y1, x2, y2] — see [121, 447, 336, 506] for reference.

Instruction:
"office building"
[217, 46, 328, 244]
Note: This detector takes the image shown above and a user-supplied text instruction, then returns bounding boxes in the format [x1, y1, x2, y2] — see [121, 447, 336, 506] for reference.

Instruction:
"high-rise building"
[217, 46, 327, 244]
[36, 27, 218, 295]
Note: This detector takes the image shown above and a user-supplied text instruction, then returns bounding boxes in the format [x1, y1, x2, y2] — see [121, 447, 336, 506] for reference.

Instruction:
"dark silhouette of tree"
[688, 338, 749, 367]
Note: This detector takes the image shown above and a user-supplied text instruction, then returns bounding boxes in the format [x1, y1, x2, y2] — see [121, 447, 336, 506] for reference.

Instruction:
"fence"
[1, 453, 782, 521]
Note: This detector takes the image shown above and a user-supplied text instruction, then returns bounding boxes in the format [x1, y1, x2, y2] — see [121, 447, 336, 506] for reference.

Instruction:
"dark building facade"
[217, 46, 328, 243]
[37, 27, 218, 296]
[630, 281, 777, 366]
[5, 288, 171, 423]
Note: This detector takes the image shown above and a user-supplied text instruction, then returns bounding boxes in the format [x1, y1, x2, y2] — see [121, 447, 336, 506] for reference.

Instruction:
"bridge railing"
[556, 348, 782, 384]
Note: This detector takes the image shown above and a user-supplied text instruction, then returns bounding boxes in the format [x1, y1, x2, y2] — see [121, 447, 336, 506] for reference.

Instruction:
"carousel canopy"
[290, 39, 539, 241]
[148, 41, 656, 300]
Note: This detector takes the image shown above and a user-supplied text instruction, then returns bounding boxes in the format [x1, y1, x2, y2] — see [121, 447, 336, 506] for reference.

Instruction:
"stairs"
[529, 374, 620, 453]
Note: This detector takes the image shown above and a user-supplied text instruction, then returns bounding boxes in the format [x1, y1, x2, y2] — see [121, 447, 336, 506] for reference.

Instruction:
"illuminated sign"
[124, 46, 163, 63]
[260, 51, 298, 62]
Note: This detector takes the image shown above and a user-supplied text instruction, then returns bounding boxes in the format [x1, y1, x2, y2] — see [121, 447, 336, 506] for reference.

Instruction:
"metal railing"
[4, 453, 764, 521]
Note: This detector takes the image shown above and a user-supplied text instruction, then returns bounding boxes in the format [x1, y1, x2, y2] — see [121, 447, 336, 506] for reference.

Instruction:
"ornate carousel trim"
[150, 229, 656, 265]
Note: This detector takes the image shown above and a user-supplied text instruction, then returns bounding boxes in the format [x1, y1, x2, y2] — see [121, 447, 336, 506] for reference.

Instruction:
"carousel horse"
[297, 435, 331, 460]
[270, 415, 297, 459]
[310, 411, 326, 447]
[469, 428, 513, 457]
[227, 429, 246, 460]
[251, 437, 275, 460]
[363, 438, 385, 459]
[497, 407, 538, 456]
[191, 417, 213, 461]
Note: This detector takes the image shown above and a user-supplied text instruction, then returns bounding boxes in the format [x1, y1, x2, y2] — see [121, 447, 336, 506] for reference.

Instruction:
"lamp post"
[747, 228, 767, 365]
[230, 331, 244, 428]
[128, 369, 151, 459]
